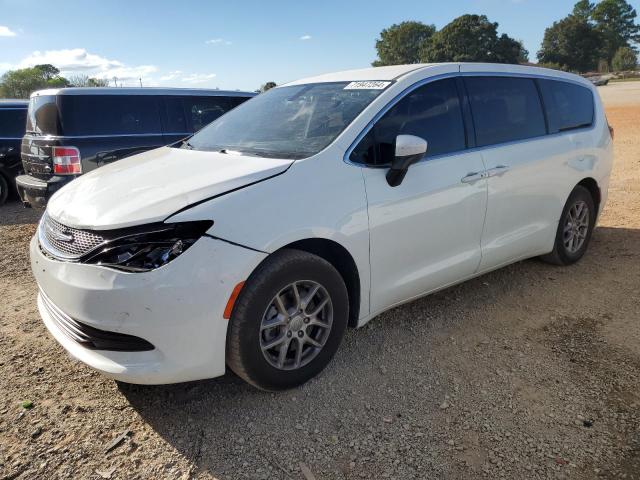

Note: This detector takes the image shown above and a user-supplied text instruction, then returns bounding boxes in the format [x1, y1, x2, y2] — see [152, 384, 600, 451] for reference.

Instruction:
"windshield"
[184, 82, 388, 159]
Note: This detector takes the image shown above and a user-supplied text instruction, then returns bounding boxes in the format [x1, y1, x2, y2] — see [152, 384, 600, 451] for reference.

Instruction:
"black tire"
[0, 174, 8, 207]
[541, 185, 596, 266]
[226, 249, 349, 391]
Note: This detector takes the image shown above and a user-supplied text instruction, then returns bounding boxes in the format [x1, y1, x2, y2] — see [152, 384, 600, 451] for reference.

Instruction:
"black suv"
[0, 99, 28, 206]
[16, 88, 255, 208]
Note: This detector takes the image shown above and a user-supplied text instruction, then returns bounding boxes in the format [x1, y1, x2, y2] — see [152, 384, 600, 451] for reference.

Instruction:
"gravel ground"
[1, 83, 639, 480]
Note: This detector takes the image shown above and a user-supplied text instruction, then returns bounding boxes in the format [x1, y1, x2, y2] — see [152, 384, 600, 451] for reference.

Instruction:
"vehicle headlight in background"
[82, 221, 213, 272]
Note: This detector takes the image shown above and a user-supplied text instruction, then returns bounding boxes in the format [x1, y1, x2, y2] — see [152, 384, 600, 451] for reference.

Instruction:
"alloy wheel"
[563, 200, 590, 254]
[259, 280, 333, 370]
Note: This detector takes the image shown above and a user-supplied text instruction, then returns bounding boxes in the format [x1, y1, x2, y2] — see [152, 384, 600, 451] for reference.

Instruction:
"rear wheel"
[226, 249, 349, 390]
[541, 185, 596, 265]
[0, 174, 8, 206]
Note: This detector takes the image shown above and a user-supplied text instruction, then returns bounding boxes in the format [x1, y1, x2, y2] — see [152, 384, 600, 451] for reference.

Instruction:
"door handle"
[486, 165, 510, 177]
[461, 172, 485, 183]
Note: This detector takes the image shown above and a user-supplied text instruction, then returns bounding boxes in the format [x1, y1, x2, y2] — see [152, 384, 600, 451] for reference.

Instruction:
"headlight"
[82, 221, 213, 272]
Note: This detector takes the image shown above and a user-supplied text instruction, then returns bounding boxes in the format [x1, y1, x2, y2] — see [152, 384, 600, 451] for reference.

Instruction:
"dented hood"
[46, 146, 293, 230]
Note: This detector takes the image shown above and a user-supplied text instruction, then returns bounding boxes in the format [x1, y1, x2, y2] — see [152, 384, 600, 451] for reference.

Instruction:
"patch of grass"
[21, 400, 34, 409]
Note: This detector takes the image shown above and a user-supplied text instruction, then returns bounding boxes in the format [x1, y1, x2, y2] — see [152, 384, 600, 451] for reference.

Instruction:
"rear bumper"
[15, 174, 71, 208]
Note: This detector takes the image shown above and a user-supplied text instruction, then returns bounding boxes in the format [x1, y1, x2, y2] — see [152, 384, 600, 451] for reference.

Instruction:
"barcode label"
[344, 81, 391, 90]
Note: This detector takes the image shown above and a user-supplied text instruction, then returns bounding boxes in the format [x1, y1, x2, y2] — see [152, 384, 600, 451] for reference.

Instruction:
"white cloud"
[0, 48, 217, 88]
[205, 38, 232, 45]
[159, 70, 183, 81]
[18, 48, 157, 82]
[299, 34, 312, 41]
[0, 26, 17, 37]
[180, 73, 217, 84]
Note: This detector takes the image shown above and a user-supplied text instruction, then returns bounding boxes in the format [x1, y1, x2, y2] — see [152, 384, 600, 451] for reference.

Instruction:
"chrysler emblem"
[46, 222, 74, 243]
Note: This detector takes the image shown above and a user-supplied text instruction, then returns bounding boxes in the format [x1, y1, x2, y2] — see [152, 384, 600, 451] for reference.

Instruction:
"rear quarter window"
[163, 96, 252, 134]
[538, 79, 594, 133]
[0, 109, 27, 138]
[60, 95, 162, 136]
[184, 97, 234, 132]
[465, 77, 546, 147]
[27, 96, 62, 136]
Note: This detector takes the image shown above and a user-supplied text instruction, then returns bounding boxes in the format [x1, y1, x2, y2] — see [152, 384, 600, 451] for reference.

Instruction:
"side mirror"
[385, 134, 427, 187]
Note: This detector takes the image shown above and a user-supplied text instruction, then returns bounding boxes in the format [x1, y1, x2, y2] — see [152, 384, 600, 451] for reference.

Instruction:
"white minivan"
[31, 63, 613, 390]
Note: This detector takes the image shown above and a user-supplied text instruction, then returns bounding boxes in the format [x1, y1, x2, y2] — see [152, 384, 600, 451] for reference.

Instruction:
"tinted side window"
[163, 97, 188, 133]
[60, 95, 161, 136]
[230, 96, 251, 108]
[538, 79, 594, 133]
[0, 109, 27, 137]
[184, 97, 234, 132]
[465, 77, 546, 147]
[350, 78, 466, 165]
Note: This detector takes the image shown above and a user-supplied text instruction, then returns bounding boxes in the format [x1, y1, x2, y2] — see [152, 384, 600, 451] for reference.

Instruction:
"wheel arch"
[276, 238, 361, 328]
[576, 177, 601, 214]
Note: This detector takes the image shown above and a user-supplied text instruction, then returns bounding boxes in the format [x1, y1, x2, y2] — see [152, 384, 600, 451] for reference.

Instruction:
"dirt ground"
[1, 83, 639, 480]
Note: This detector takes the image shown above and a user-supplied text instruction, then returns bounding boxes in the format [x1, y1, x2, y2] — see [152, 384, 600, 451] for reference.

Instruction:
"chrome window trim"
[343, 71, 597, 169]
[0, 136, 23, 140]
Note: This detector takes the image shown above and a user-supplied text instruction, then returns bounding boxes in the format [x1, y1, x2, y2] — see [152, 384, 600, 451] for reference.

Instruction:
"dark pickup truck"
[16, 87, 255, 208]
[0, 99, 28, 206]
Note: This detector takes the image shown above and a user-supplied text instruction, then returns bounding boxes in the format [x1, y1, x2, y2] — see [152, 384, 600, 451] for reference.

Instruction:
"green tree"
[421, 14, 527, 63]
[0, 64, 70, 98]
[537, 62, 569, 71]
[572, 0, 595, 21]
[87, 77, 109, 87]
[372, 21, 436, 66]
[259, 81, 277, 92]
[592, 0, 640, 64]
[494, 35, 530, 64]
[537, 15, 603, 72]
[68, 74, 110, 87]
[612, 45, 638, 70]
[34, 64, 61, 81]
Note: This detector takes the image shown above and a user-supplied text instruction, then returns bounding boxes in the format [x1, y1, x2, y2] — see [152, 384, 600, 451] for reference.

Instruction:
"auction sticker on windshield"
[344, 81, 391, 90]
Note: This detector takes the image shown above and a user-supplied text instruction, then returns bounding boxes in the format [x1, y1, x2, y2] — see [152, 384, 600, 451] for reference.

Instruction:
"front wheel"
[226, 249, 349, 390]
[541, 185, 596, 265]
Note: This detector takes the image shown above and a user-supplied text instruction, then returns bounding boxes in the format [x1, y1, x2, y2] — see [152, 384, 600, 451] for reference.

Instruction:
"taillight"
[608, 124, 614, 141]
[52, 146, 82, 175]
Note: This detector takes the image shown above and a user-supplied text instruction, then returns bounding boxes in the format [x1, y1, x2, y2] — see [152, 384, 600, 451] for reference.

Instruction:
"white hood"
[47, 146, 293, 229]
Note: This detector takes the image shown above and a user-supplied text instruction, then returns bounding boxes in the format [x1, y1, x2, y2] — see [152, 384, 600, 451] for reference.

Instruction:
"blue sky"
[1, 0, 639, 91]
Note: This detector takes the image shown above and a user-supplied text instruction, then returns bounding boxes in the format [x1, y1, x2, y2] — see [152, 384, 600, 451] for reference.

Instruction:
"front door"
[349, 77, 488, 314]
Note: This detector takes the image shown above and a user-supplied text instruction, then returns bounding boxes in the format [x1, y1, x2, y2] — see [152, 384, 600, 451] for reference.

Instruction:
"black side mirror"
[385, 134, 428, 187]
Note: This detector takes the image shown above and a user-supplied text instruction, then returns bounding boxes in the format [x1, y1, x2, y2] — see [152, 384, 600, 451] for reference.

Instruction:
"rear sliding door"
[463, 75, 564, 270]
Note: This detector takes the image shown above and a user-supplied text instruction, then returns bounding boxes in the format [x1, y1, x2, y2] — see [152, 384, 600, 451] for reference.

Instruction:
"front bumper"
[30, 234, 266, 384]
[16, 174, 71, 208]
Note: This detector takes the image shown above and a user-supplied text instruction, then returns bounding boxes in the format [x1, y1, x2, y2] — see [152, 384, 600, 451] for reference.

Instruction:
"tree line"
[0, 64, 109, 99]
[372, 0, 639, 73]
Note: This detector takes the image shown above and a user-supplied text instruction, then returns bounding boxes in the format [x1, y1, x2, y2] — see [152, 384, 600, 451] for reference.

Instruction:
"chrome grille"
[39, 213, 105, 260]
